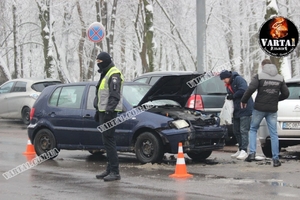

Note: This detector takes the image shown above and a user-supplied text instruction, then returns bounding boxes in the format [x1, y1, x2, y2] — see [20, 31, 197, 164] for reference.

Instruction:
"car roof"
[4, 78, 61, 84]
[286, 76, 300, 83]
[44, 81, 147, 87]
[134, 71, 199, 78]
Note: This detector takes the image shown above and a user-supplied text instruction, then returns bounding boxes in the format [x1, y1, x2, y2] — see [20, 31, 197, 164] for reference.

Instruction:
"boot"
[103, 172, 121, 182]
[273, 159, 281, 167]
[244, 153, 255, 162]
[96, 171, 110, 179]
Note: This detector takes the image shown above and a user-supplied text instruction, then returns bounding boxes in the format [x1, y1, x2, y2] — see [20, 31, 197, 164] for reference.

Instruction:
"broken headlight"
[170, 119, 190, 129]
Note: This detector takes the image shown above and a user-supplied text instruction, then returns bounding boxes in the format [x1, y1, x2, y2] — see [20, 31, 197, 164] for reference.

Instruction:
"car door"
[81, 85, 103, 147]
[47, 85, 85, 146]
[0, 81, 15, 117]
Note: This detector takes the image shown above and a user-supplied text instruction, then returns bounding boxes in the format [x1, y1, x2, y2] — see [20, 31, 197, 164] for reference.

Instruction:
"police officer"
[94, 52, 124, 181]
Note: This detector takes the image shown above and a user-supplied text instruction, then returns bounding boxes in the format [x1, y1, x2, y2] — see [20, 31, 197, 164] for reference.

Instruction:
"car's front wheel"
[34, 129, 59, 159]
[21, 107, 30, 125]
[135, 132, 164, 164]
[187, 151, 212, 161]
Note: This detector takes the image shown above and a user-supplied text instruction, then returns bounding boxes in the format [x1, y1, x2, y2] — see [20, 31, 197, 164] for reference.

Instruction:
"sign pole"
[92, 43, 96, 81]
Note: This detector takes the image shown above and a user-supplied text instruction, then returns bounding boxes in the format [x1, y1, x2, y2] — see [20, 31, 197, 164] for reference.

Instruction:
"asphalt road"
[1, 119, 300, 200]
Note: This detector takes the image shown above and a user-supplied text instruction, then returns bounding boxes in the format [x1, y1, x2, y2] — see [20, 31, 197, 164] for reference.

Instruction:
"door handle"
[48, 112, 56, 117]
[83, 114, 92, 118]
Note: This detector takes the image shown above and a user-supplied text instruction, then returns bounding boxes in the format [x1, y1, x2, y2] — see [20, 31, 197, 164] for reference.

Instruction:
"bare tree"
[134, 0, 155, 73]
[77, 1, 86, 81]
[35, 0, 56, 78]
[12, 1, 20, 78]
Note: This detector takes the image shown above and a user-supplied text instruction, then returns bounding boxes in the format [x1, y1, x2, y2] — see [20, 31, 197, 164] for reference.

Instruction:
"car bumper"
[258, 119, 300, 146]
[27, 123, 38, 144]
[161, 126, 226, 153]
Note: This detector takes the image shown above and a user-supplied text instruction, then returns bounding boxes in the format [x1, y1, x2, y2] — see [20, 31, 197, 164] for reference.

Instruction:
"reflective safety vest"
[97, 66, 124, 111]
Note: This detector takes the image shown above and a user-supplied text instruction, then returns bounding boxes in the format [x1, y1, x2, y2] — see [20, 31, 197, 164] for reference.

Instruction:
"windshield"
[286, 83, 300, 99]
[123, 85, 151, 107]
[123, 84, 181, 107]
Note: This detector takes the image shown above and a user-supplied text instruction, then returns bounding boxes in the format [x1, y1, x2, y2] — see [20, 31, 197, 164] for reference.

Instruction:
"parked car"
[257, 77, 300, 158]
[28, 73, 227, 163]
[133, 71, 236, 144]
[0, 78, 62, 124]
[258, 76, 300, 157]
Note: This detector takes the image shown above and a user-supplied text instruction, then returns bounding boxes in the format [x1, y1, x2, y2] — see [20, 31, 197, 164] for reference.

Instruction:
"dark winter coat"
[226, 72, 253, 118]
[241, 64, 289, 113]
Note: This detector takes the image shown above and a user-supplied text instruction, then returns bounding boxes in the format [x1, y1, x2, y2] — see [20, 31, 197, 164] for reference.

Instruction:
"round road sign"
[86, 22, 105, 43]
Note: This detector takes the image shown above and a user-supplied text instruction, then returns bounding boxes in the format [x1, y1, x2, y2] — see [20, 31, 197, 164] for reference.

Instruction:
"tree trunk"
[76, 1, 86, 81]
[12, 2, 20, 78]
[36, 0, 55, 78]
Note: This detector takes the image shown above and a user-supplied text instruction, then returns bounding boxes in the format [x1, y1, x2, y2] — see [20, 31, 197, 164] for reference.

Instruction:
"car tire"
[88, 150, 105, 155]
[34, 129, 59, 159]
[135, 132, 164, 164]
[187, 151, 212, 161]
[21, 107, 31, 125]
[261, 141, 281, 158]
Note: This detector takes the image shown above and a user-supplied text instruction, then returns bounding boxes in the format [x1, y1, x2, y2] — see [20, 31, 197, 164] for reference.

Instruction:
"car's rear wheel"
[21, 107, 30, 125]
[261, 141, 281, 158]
[135, 132, 164, 164]
[34, 129, 59, 159]
[187, 151, 212, 161]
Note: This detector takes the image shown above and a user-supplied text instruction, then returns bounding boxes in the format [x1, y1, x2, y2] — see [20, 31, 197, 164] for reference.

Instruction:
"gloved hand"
[94, 111, 99, 122]
[227, 94, 233, 100]
[103, 111, 113, 122]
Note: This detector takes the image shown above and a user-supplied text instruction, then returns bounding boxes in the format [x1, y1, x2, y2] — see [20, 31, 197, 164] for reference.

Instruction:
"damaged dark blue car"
[28, 73, 226, 163]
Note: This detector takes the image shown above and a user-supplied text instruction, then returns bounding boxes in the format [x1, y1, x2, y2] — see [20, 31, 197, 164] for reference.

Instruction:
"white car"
[0, 78, 61, 124]
[258, 76, 300, 157]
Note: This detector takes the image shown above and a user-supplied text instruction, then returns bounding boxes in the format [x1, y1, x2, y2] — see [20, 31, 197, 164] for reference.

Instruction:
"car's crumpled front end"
[150, 107, 227, 154]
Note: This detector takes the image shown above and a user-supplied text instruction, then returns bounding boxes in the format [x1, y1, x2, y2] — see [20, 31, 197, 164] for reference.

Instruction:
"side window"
[49, 87, 61, 106]
[86, 86, 96, 110]
[134, 78, 148, 84]
[149, 76, 161, 85]
[0, 82, 14, 94]
[11, 81, 27, 92]
[49, 86, 85, 109]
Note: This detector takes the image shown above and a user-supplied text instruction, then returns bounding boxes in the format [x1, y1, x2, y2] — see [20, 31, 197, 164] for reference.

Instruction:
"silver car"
[0, 78, 61, 124]
[258, 76, 300, 157]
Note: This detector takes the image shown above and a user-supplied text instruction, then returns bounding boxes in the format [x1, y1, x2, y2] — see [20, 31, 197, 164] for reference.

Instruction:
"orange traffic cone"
[169, 142, 193, 178]
[23, 138, 36, 155]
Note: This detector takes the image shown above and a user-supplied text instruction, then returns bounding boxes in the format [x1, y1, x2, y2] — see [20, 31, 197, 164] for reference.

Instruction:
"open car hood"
[137, 72, 202, 107]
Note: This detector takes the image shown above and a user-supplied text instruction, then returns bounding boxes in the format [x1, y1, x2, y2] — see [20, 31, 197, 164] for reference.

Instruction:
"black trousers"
[99, 111, 119, 174]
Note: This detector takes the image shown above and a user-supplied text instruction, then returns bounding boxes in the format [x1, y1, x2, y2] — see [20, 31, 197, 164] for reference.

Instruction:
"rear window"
[286, 83, 300, 99]
[32, 81, 62, 92]
[195, 76, 227, 94]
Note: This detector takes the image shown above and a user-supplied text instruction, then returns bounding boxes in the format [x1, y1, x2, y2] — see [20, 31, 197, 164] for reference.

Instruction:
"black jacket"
[241, 64, 289, 112]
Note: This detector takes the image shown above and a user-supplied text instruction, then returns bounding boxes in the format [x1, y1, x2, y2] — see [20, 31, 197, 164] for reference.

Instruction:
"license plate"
[282, 122, 300, 129]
